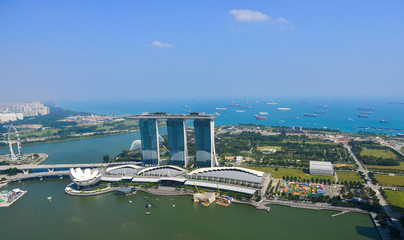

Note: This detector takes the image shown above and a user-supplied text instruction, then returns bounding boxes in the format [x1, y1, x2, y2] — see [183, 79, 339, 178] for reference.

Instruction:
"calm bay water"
[1, 179, 379, 240]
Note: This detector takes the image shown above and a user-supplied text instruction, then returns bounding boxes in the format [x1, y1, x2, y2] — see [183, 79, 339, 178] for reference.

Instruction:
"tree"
[103, 155, 110, 163]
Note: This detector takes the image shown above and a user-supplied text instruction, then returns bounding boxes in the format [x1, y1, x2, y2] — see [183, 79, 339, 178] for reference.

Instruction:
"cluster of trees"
[111, 150, 141, 162]
[1, 167, 21, 176]
[281, 176, 334, 185]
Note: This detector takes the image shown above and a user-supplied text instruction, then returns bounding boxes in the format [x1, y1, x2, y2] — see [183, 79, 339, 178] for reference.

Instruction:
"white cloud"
[276, 17, 287, 23]
[228, 9, 294, 30]
[151, 41, 172, 48]
[228, 9, 271, 22]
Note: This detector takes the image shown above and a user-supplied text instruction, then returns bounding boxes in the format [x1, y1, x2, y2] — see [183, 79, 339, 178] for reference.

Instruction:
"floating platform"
[0, 189, 27, 207]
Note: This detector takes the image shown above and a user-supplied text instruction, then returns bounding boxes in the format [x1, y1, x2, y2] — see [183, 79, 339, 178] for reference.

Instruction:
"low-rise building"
[309, 161, 334, 176]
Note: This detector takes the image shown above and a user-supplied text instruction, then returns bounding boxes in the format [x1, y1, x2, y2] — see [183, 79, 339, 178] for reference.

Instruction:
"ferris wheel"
[8, 125, 22, 160]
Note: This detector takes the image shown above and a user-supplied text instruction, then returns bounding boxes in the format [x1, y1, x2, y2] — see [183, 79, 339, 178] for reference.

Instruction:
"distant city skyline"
[0, 0, 403, 101]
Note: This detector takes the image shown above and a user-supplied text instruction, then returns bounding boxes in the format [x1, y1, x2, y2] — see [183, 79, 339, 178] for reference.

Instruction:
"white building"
[309, 161, 334, 176]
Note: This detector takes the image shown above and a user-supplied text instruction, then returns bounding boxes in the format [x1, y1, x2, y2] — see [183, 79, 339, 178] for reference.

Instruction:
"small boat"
[214, 112, 220, 116]
[145, 212, 151, 215]
[357, 108, 375, 110]
[304, 113, 316, 117]
[380, 119, 390, 123]
[47, 197, 52, 201]
[266, 101, 277, 105]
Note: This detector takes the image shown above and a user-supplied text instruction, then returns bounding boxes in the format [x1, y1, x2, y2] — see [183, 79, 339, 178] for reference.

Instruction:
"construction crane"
[194, 183, 208, 206]
[217, 184, 221, 201]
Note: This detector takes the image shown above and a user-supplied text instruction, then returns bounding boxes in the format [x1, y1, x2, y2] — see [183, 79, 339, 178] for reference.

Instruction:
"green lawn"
[384, 190, 404, 215]
[365, 162, 404, 172]
[242, 166, 335, 181]
[257, 146, 282, 151]
[360, 149, 397, 159]
[374, 174, 404, 186]
[336, 172, 363, 183]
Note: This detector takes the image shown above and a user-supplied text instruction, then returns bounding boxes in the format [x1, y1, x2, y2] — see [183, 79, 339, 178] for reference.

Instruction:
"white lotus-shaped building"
[69, 168, 102, 186]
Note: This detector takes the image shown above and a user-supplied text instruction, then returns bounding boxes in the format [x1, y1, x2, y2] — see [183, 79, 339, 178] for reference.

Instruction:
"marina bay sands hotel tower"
[130, 113, 217, 168]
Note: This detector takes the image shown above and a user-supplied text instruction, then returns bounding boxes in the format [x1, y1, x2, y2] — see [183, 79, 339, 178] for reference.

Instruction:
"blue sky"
[0, 0, 403, 101]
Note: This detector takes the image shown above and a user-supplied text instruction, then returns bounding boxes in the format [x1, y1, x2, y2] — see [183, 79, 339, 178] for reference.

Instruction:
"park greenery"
[350, 140, 403, 166]
[216, 130, 351, 167]
[382, 190, 404, 215]
[374, 174, 404, 187]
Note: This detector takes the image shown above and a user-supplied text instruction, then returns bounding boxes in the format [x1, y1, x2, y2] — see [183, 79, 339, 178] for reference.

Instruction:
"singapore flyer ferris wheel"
[8, 125, 22, 160]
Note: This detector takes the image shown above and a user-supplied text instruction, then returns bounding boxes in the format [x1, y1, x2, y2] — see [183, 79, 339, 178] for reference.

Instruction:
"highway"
[0, 163, 107, 171]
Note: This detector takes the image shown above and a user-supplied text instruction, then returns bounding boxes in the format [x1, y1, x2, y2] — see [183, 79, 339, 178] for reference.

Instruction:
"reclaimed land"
[336, 172, 363, 183]
[384, 190, 404, 215]
[242, 166, 335, 181]
[374, 174, 404, 186]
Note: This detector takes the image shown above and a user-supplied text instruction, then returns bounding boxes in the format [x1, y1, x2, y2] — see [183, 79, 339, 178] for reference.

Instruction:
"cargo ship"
[215, 107, 227, 110]
[236, 110, 245, 113]
[357, 108, 375, 110]
[380, 119, 390, 123]
[278, 108, 291, 111]
[358, 114, 368, 118]
[255, 115, 267, 120]
[259, 112, 268, 115]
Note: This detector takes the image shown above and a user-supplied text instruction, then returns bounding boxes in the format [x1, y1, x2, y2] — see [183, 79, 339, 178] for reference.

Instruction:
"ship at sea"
[255, 115, 267, 120]
[314, 110, 326, 114]
[380, 119, 390, 123]
[358, 114, 368, 118]
[316, 105, 328, 109]
[236, 110, 245, 113]
[278, 108, 291, 111]
[357, 108, 375, 111]
[304, 113, 316, 117]
[216, 107, 227, 110]
[259, 112, 268, 115]
[266, 101, 277, 105]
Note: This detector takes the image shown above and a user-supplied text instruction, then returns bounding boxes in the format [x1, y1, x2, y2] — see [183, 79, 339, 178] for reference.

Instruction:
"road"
[344, 143, 404, 239]
[0, 163, 107, 171]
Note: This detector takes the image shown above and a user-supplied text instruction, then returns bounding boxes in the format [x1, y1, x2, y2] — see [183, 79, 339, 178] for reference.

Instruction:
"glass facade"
[139, 119, 160, 165]
[194, 119, 213, 167]
[167, 119, 187, 166]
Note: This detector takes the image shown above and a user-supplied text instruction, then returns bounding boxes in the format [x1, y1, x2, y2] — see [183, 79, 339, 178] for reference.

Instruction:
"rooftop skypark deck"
[127, 113, 215, 120]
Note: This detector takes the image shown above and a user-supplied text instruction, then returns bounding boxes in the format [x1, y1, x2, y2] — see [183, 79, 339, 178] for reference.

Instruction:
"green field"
[360, 149, 397, 159]
[257, 146, 282, 151]
[374, 174, 404, 186]
[281, 141, 337, 146]
[336, 172, 363, 183]
[384, 190, 404, 214]
[242, 166, 335, 181]
[365, 162, 404, 172]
